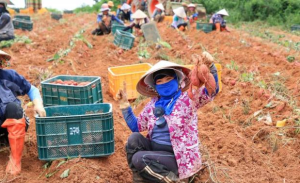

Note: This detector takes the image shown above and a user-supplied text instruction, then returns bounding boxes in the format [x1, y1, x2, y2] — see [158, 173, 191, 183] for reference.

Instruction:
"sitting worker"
[151, 3, 165, 23]
[140, 0, 148, 12]
[0, 50, 46, 175]
[92, 3, 124, 35]
[0, 2, 14, 41]
[209, 9, 229, 32]
[187, 3, 198, 22]
[117, 3, 133, 23]
[116, 4, 122, 15]
[123, 10, 149, 36]
[117, 57, 219, 182]
[171, 7, 188, 31]
[107, 1, 116, 15]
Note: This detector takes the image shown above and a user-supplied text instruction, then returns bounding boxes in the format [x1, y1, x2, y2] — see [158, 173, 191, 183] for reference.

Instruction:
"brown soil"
[0, 13, 300, 183]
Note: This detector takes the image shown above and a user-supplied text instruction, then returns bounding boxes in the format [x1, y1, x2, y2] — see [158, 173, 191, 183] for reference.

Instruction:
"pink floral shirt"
[137, 87, 212, 179]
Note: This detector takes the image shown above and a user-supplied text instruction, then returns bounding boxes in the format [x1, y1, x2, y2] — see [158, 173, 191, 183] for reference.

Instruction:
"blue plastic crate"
[41, 75, 103, 106]
[35, 103, 114, 160]
[113, 30, 135, 50]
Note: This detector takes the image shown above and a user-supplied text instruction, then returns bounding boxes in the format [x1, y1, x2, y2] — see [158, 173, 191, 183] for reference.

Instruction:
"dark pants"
[172, 23, 188, 29]
[212, 24, 227, 31]
[126, 132, 179, 183]
[0, 34, 15, 41]
[92, 23, 111, 36]
[0, 102, 29, 146]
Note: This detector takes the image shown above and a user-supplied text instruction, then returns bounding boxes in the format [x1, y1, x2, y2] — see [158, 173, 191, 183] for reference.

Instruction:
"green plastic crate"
[63, 10, 74, 14]
[35, 103, 114, 160]
[291, 25, 300, 31]
[51, 13, 63, 20]
[41, 75, 103, 106]
[114, 30, 135, 50]
[111, 24, 133, 35]
[14, 15, 31, 21]
[196, 22, 213, 33]
[141, 22, 161, 43]
[13, 19, 33, 31]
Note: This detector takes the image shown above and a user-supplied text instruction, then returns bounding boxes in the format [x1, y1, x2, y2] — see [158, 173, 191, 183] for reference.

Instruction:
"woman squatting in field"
[0, 50, 46, 175]
[117, 52, 220, 183]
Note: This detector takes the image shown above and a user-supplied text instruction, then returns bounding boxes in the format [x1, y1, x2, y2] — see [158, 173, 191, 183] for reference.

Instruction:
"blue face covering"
[155, 77, 182, 115]
[0, 7, 4, 13]
[155, 78, 179, 97]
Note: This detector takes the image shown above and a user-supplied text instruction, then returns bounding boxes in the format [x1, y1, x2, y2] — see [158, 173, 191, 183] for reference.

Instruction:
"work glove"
[33, 99, 46, 117]
[116, 81, 130, 110]
[202, 51, 214, 68]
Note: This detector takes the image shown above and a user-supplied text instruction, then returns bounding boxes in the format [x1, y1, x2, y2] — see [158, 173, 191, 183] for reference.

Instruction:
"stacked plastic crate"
[112, 23, 135, 50]
[13, 15, 33, 31]
[36, 75, 115, 160]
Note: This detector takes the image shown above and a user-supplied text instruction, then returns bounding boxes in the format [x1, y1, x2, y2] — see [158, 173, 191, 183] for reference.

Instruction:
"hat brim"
[100, 8, 110, 12]
[0, 50, 11, 60]
[173, 9, 187, 18]
[137, 65, 191, 97]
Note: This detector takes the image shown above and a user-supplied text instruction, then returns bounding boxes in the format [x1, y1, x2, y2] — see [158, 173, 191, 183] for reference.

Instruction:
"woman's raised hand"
[116, 81, 130, 109]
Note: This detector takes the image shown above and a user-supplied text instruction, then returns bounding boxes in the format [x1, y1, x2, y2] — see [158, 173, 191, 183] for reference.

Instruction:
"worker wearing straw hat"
[107, 1, 114, 9]
[151, 3, 165, 23]
[107, 1, 117, 15]
[92, 3, 124, 35]
[186, 3, 197, 22]
[117, 3, 133, 22]
[117, 55, 219, 182]
[0, 50, 46, 175]
[0, 1, 14, 41]
[171, 7, 188, 31]
[209, 9, 230, 32]
[123, 10, 149, 36]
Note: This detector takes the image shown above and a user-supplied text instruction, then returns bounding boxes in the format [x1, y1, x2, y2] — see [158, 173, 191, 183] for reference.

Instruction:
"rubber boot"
[1, 118, 26, 175]
[215, 23, 221, 32]
[178, 26, 185, 32]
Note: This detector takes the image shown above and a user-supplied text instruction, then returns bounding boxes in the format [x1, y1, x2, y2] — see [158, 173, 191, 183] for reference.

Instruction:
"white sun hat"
[0, 50, 11, 60]
[136, 61, 191, 97]
[121, 3, 131, 10]
[100, 3, 110, 12]
[131, 9, 148, 19]
[155, 3, 164, 11]
[173, 7, 187, 18]
[187, 4, 196, 8]
[216, 9, 229, 16]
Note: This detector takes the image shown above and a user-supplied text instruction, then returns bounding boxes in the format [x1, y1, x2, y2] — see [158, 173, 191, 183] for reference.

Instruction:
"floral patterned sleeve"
[137, 100, 154, 132]
[193, 86, 213, 109]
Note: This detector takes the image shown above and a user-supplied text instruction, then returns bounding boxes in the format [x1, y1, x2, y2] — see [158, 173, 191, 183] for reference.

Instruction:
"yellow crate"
[20, 7, 34, 14]
[7, 8, 16, 15]
[38, 8, 48, 14]
[108, 63, 152, 100]
[184, 64, 222, 92]
[164, 16, 173, 23]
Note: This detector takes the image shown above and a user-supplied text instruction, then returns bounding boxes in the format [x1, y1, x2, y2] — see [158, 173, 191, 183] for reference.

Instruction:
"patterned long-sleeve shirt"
[122, 87, 214, 179]
[210, 13, 226, 26]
